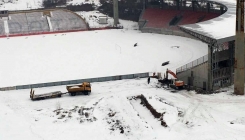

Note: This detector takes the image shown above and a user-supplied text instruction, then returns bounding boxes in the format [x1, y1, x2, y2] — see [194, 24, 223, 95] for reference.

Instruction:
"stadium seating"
[0, 21, 4, 35]
[4, 10, 87, 35]
[141, 8, 220, 28]
[142, 8, 181, 28]
[8, 13, 29, 34]
[178, 11, 203, 25]
[26, 12, 49, 33]
[50, 10, 87, 31]
[201, 13, 220, 22]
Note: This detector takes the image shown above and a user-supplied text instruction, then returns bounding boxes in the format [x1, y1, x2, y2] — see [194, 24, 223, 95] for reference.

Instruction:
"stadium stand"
[201, 13, 220, 22]
[0, 20, 4, 35]
[142, 8, 181, 28]
[26, 12, 49, 33]
[177, 11, 204, 25]
[0, 9, 88, 36]
[141, 8, 220, 28]
[50, 10, 87, 31]
[8, 13, 29, 34]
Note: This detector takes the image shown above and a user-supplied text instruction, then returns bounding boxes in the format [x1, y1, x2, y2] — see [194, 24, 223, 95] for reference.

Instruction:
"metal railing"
[176, 54, 208, 73]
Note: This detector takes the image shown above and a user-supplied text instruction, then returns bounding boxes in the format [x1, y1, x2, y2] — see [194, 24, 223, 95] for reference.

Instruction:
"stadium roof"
[180, 0, 236, 43]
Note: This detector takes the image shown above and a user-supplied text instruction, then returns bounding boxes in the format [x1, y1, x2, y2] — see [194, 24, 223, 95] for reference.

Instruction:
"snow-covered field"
[0, 29, 207, 87]
[0, 1, 244, 139]
[1, 28, 245, 140]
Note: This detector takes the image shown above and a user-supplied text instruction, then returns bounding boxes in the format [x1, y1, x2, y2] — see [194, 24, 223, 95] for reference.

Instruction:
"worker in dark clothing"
[148, 77, 150, 84]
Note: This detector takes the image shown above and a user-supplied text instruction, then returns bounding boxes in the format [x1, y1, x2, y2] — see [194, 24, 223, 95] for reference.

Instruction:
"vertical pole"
[208, 44, 212, 91]
[234, 0, 245, 95]
[177, 0, 180, 10]
[229, 41, 235, 85]
[207, 2, 210, 13]
[113, 0, 119, 26]
[192, 1, 195, 11]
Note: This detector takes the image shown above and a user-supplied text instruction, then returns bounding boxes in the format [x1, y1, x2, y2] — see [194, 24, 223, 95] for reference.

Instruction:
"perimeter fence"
[0, 72, 149, 91]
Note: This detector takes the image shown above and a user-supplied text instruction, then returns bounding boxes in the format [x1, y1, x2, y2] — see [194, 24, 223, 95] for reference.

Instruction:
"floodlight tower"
[234, 0, 245, 95]
[113, 0, 119, 26]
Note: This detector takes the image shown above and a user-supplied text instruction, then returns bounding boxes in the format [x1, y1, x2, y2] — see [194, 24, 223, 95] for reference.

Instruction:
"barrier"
[0, 72, 149, 91]
[141, 27, 196, 39]
[176, 54, 208, 73]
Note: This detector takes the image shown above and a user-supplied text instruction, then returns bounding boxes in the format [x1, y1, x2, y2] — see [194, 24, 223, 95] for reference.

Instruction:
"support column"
[207, 44, 213, 91]
[207, 2, 210, 13]
[113, 0, 119, 26]
[220, 6, 224, 14]
[234, 0, 245, 95]
[229, 41, 235, 85]
[192, 1, 195, 11]
[176, 0, 180, 10]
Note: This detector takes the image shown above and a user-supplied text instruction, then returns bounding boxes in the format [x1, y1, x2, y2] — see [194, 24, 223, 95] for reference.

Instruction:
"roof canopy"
[180, 0, 236, 43]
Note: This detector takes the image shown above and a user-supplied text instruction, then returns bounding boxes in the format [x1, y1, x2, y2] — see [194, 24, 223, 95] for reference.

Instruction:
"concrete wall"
[177, 62, 208, 89]
[138, 19, 147, 30]
[141, 27, 196, 39]
[0, 72, 149, 91]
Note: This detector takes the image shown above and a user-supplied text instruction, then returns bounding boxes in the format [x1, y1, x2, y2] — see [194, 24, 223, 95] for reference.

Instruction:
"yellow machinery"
[66, 82, 91, 96]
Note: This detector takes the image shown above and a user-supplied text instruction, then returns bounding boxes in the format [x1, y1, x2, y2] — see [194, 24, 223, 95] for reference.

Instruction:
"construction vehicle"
[30, 82, 91, 101]
[66, 82, 91, 96]
[158, 69, 185, 90]
[30, 89, 65, 100]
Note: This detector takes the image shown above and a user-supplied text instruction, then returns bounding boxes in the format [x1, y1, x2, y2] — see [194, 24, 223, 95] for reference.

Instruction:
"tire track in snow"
[180, 92, 245, 140]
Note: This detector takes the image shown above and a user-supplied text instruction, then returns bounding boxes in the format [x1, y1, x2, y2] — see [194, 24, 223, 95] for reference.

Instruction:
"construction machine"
[158, 69, 185, 90]
[29, 82, 91, 101]
[66, 82, 91, 96]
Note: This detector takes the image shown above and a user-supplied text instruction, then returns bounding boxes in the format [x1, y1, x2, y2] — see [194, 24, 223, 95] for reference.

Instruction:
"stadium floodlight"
[113, 0, 119, 26]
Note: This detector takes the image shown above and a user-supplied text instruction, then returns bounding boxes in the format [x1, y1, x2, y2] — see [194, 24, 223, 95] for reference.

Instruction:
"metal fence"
[0, 72, 149, 91]
[176, 54, 208, 73]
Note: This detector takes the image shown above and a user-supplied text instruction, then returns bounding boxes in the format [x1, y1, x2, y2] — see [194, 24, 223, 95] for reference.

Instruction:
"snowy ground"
[0, 0, 43, 10]
[0, 0, 100, 10]
[1, 79, 245, 140]
[0, 12, 244, 140]
[0, 29, 207, 87]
